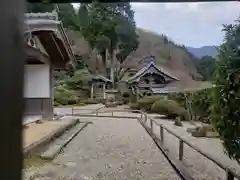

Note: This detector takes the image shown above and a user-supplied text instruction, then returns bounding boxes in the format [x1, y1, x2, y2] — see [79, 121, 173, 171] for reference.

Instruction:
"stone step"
[40, 121, 91, 160]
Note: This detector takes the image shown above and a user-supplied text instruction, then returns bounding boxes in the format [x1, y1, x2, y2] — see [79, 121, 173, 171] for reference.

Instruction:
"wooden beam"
[25, 45, 50, 64]
[26, 0, 240, 3]
[50, 33, 64, 61]
[36, 32, 66, 68]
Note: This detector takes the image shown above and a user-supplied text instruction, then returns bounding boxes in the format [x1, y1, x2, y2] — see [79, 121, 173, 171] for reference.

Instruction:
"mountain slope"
[121, 29, 204, 88]
[67, 28, 206, 89]
[187, 46, 218, 58]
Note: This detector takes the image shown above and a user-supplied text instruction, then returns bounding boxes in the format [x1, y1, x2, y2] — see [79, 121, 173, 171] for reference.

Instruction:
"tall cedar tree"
[78, 3, 139, 85]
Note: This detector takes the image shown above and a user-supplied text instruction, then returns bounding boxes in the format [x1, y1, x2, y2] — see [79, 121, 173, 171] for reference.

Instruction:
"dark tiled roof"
[126, 61, 179, 84]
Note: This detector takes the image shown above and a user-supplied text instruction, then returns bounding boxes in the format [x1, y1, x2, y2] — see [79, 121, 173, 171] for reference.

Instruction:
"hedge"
[137, 95, 162, 111]
[151, 99, 187, 120]
[129, 95, 162, 111]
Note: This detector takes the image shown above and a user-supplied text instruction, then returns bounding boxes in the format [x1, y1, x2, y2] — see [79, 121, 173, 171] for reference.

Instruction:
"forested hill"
[27, 3, 205, 89]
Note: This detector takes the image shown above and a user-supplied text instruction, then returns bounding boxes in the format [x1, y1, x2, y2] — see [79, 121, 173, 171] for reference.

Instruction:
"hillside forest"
[27, 3, 240, 164]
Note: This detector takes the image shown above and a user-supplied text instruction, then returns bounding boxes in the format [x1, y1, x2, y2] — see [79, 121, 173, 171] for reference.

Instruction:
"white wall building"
[24, 12, 75, 124]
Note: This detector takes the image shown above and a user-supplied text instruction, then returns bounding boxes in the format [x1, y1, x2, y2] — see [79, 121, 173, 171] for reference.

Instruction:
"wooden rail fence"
[142, 113, 240, 180]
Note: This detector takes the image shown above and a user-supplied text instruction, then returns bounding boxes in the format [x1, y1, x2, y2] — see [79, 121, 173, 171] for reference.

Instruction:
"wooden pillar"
[91, 82, 94, 99]
[0, 0, 24, 179]
[149, 74, 153, 89]
[45, 65, 53, 119]
[103, 83, 106, 99]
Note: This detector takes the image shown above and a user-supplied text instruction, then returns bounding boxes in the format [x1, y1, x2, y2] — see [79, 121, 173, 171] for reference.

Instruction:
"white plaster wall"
[24, 64, 50, 98]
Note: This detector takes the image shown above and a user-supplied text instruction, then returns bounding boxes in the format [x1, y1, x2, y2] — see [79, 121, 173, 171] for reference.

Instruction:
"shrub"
[136, 95, 162, 111]
[130, 103, 140, 110]
[168, 92, 186, 107]
[122, 97, 130, 104]
[129, 94, 139, 103]
[116, 101, 124, 105]
[54, 85, 79, 106]
[151, 99, 185, 119]
[67, 99, 78, 105]
[179, 109, 190, 121]
[83, 99, 99, 104]
[122, 92, 130, 98]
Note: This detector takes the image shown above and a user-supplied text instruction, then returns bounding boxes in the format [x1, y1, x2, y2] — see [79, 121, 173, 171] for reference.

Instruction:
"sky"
[73, 2, 240, 48]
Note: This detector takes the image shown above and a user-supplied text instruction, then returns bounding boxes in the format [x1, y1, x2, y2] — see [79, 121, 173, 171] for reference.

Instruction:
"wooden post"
[140, 111, 143, 119]
[0, 1, 25, 179]
[72, 108, 74, 116]
[91, 83, 94, 99]
[145, 113, 147, 123]
[160, 125, 164, 144]
[179, 139, 184, 161]
[150, 119, 153, 133]
[149, 75, 153, 89]
[226, 169, 234, 180]
[96, 110, 98, 116]
[103, 83, 106, 99]
[111, 111, 113, 116]
[41, 99, 44, 116]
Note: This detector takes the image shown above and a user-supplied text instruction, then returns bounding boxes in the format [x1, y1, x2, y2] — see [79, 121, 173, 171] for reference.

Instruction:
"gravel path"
[152, 117, 240, 180]
[24, 117, 180, 180]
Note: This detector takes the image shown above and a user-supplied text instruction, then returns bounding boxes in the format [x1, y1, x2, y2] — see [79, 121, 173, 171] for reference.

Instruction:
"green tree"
[57, 4, 79, 30]
[211, 17, 240, 164]
[26, 3, 54, 13]
[196, 56, 216, 80]
[65, 69, 92, 91]
[78, 3, 139, 86]
[26, 3, 79, 30]
[196, 55, 216, 80]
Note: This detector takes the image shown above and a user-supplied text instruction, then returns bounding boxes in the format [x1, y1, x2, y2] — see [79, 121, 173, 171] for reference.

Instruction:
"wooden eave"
[24, 14, 76, 69]
[25, 45, 49, 64]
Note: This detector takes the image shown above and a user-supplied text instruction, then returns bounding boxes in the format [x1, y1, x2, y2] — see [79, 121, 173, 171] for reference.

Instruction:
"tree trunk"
[110, 50, 115, 89]
[100, 49, 107, 76]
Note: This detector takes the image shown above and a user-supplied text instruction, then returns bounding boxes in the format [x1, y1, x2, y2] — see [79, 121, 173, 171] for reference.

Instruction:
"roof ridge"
[25, 12, 58, 21]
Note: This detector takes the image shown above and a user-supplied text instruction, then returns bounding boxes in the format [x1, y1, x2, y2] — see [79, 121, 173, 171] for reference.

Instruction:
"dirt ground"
[23, 120, 70, 148]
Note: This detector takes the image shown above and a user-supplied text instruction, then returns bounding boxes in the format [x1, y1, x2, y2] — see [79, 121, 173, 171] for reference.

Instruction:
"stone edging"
[41, 121, 91, 160]
[23, 119, 79, 156]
